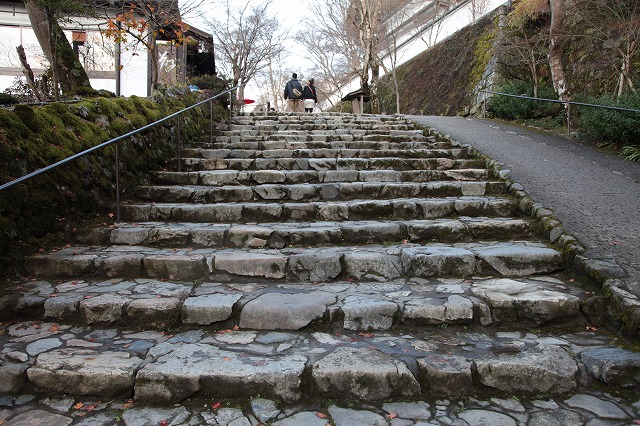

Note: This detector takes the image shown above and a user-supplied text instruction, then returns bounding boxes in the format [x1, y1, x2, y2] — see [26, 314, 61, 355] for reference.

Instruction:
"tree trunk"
[548, 0, 569, 102]
[17, 45, 43, 101]
[24, 0, 91, 95]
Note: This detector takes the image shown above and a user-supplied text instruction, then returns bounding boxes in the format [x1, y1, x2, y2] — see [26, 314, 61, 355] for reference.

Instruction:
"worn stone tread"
[23, 241, 563, 282]
[76, 217, 535, 248]
[2, 319, 635, 404]
[121, 193, 515, 223]
[179, 147, 466, 160]
[3, 275, 584, 330]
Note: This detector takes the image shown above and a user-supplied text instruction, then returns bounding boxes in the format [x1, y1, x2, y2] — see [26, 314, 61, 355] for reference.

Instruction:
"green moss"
[0, 91, 222, 278]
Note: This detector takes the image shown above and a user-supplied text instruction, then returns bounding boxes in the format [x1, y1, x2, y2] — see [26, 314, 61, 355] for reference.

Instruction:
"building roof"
[341, 88, 371, 102]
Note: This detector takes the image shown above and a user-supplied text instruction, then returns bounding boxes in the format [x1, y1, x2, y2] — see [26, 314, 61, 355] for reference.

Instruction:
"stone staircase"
[1, 112, 639, 424]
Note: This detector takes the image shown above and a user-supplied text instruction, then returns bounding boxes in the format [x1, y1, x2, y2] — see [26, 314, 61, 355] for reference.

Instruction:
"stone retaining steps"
[3, 275, 582, 330]
[2, 319, 639, 408]
[9, 112, 637, 409]
[76, 218, 535, 248]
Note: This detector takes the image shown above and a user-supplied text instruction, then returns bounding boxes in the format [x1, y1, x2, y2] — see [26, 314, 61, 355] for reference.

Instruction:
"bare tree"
[205, 0, 287, 102]
[469, 0, 490, 21]
[255, 53, 289, 111]
[572, 0, 639, 96]
[347, 0, 384, 113]
[295, 0, 361, 111]
[548, 0, 570, 102]
[501, 0, 550, 97]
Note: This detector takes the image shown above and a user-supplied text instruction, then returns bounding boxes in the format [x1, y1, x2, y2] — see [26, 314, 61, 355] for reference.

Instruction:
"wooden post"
[17, 45, 43, 101]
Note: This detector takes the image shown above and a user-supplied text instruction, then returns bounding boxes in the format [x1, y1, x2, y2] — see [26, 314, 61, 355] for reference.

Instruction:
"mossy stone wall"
[0, 93, 220, 276]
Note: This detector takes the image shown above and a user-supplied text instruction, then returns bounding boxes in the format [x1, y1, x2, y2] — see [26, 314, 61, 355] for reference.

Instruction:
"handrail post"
[209, 99, 213, 144]
[115, 140, 121, 223]
[177, 115, 182, 173]
[566, 102, 571, 136]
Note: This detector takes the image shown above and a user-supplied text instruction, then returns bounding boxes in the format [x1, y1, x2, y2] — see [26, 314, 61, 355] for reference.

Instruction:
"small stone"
[120, 406, 190, 426]
[457, 409, 516, 426]
[26, 338, 62, 356]
[4, 410, 72, 425]
[382, 401, 431, 420]
[564, 394, 629, 420]
[251, 398, 281, 423]
[328, 405, 387, 426]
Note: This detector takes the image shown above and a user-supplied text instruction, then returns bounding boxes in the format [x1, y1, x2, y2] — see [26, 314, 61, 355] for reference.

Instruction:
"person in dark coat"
[284, 73, 303, 112]
[302, 78, 318, 113]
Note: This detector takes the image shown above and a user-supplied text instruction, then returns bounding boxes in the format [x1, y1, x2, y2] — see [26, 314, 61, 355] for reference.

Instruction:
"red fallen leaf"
[632, 420, 640, 425]
[86, 404, 95, 411]
[402, 239, 408, 244]
[84, 295, 94, 299]
[358, 332, 375, 338]
[569, 278, 575, 283]
[223, 357, 232, 361]
[210, 402, 221, 410]
[586, 326, 598, 331]
[311, 281, 319, 285]
[49, 325, 60, 332]
[315, 412, 328, 419]
[232, 325, 240, 331]
[107, 212, 115, 218]
[37, 247, 45, 253]
[159, 420, 169, 426]
[386, 412, 398, 419]
[73, 402, 85, 410]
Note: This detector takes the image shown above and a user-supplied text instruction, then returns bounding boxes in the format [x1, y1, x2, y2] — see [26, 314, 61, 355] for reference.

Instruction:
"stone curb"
[428, 129, 639, 337]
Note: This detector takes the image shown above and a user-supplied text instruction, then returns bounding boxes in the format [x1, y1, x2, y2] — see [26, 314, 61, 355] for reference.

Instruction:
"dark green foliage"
[488, 80, 563, 120]
[0, 92, 223, 276]
[0, 93, 18, 105]
[577, 92, 640, 148]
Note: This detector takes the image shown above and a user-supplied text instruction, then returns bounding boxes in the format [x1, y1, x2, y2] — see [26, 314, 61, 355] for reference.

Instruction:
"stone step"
[135, 179, 499, 204]
[172, 157, 485, 173]
[24, 241, 563, 281]
[76, 218, 535, 248]
[195, 140, 451, 151]
[226, 123, 418, 132]
[181, 147, 466, 160]
[121, 195, 515, 223]
[0, 392, 637, 426]
[152, 169, 488, 188]
[3, 319, 638, 407]
[3, 274, 583, 331]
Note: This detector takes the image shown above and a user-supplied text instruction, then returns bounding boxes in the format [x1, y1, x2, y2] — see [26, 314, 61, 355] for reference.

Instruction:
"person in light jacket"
[284, 73, 303, 112]
[302, 78, 318, 113]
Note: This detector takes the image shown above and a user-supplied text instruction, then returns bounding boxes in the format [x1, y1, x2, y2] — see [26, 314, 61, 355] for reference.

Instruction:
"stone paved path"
[1, 112, 639, 424]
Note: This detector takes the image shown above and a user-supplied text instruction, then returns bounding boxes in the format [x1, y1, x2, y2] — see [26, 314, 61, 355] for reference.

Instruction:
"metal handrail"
[0, 84, 241, 221]
[482, 90, 640, 113]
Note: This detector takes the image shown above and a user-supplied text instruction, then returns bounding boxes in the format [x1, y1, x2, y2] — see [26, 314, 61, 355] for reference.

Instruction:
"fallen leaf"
[233, 325, 240, 331]
[49, 325, 60, 332]
[159, 420, 169, 426]
[211, 402, 221, 410]
[73, 402, 85, 410]
[223, 357, 232, 361]
[586, 326, 598, 331]
[358, 332, 375, 338]
[315, 412, 328, 419]
[386, 412, 398, 419]
[86, 404, 95, 412]
[107, 212, 115, 218]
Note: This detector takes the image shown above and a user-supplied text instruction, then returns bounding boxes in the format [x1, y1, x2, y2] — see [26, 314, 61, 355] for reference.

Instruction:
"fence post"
[177, 115, 182, 173]
[566, 102, 571, 136]
[209, 99, 213, 144]
[115, 140, 121, 223]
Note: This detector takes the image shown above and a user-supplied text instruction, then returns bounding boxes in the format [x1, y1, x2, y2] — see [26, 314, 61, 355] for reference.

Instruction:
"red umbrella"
[243, 99, 255, 104]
